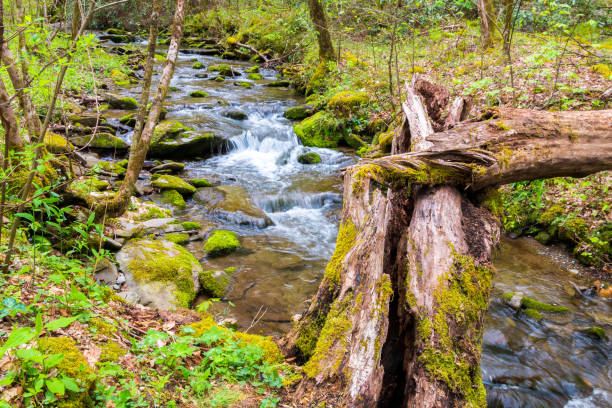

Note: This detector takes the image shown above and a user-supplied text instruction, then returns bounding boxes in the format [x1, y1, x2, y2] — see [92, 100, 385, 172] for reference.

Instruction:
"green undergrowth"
[501, 173, 611, 269]
[0, 238, 295, 408]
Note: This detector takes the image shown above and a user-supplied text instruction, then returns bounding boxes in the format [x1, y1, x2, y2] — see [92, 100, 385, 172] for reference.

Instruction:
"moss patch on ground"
[203, 230, 241, 257]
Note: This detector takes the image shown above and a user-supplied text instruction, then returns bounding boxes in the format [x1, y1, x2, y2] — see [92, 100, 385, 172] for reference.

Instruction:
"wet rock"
[207, 64, 238, 77]
[222, 109, 248, 120]
[189, 179, 211, 188]
[161, 189, 186, 209]
[149, 120, 225, 159]
[195, 73, 208, 79]
[192, 62, 205, 69]
[182, 48, 219, 56]
[181, 221, 201, 230]
[234, 81, 253, 89]
[164, 232, 190, 245]
[116, 239, 202, 309]
[94, 258, 118, 285]
[198, 267, 236, 297]
[535, 231, 552, 245]
[503, 291, 524, 310]
[151, 162, 185, 174]
[189, 90, 208, 97]
[483, 329, 508, 348]
[245, 66, 259, 74]
[134, 180, 154, 196]
[247, 73, 263, 80]
[152, 175, 196, 195]
[214, 76, 226, 82]
[284, 104, 316, 121]
[194, 185, 273, 228]
[584, 326, 607, 340]
[71, 132, 128, 150]
[265, 80, 290, 87]
[298, 152, 321, 165]
[106, 93, 138, 110]
[67, 114, 109, 127]
[203, 230, 241, 257]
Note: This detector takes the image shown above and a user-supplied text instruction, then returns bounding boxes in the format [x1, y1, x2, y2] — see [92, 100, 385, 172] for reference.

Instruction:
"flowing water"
[106, 46, 610, 407]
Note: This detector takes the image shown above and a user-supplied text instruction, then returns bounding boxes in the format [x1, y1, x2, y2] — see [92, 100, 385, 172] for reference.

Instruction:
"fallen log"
[282, 77, 612, 407]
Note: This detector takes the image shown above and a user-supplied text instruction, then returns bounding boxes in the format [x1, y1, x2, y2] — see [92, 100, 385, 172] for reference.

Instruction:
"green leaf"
[45, 316, 78, 331]
[46, 377, 65, 395]
[61, 376, 80, 392]
[0, 327, 36, 359]
[35, 312, 43, 335]
[15, 212, 35, 223]
[44, 353, 65, 369]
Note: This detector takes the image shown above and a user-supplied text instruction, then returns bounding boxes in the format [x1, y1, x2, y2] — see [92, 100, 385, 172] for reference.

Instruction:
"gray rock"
[151, 162, 185, 174]
[194, 185, 272, 228]
[134, 180, 154, 196]
[504, 292, 524, 310]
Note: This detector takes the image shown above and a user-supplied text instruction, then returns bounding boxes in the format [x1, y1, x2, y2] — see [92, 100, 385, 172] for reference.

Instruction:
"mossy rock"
[45, 132, 73, 154]
[189, 178, 211, 188]
[584, 326, 607, 340]
[68, 178, 112, 204]
[327, 90, 369, 115]
[107, 93, 138, 110]
[193, 62, 205, 69]
[265, 80, 290, 87]
[208, 64, 236, 76]
[150, 120, 224, 159]
[234, 81, 253, 89]
[294, 111, 343, 148]
[521, 296, 570, 313]
[245, 66, 259, 74]
[152, 175, 196, 195]
[539, 205, 564, 225]
[247, 73, 263, 80]
[181, 221, 201, 230]
[100, 34, 136, 43]
[189, 90, 209, 98]
[38, 337, 94, 407]
[92, 160, 127, 177]
[161, 189, 186, 209]
[71, 132, 128, 150]
[298, 152, 321, 165]
[120, 113, 136, 127]
[198, 267, 236, 298]
[194, 185, 272, 228]
[214, 76, 226, 82]
[559, 217, 588, 241]
[116, 239, 202, 309]
[67, 114, 109, 127]
[165, 232, 190, 245]
[204, 230, 241, 257]
[524, 308, 543, 320]
[534, 231, 551, 245]
[106, 28, 128, 35]
[344, 133, 367, 149]
[111, 69, 130, 86]
[223, 109, 248, 120]
[378, 129, 395, 153]
[284, 104, 316, 121]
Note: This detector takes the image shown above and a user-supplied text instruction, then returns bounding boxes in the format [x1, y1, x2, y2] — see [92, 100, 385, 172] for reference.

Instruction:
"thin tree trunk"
[94, 0, 164, 219]
[306, 0, 334, 62]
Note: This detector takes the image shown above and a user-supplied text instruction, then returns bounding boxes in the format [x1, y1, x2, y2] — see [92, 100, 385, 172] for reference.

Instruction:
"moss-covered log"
[283, 77, 612, 407]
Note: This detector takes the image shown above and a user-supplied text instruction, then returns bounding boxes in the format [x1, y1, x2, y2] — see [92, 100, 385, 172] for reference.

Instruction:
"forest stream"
[102, 47, 610, 408]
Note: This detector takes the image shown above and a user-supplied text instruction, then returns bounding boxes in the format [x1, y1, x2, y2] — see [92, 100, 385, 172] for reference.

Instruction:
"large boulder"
[152, 175, 196, 195]
[194, 185, 273, 228]
[149, 120, 225, 159]
[293, 111, 343, 148]
[106, 93, 138, 110]
[284, 104, 316, 121]
[116, 239, 202, 309]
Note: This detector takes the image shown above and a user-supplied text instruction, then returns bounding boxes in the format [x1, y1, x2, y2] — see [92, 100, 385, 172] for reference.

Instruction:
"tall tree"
[95, 0, 185, 219]
[477, 0, 497, 48]
[306, 0, 334, 62]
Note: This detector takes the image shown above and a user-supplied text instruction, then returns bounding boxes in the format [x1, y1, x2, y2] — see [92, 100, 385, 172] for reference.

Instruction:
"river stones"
[198, 267, 236, 297]
[284, 104, 316, 120]
[116, 239, 202, 309]
[222, 109, 248, 120]
[245, 66, 259, 73]
[71, 132, 128, 150]
[151, 161, 185, 174]
[298, 152, 321, 164]
[152, 175, 196, 195]
[189, 90, 209, 97]
[203, 230, 241, 257]
[149, 120, 225, 159]
[234, 81, 253, 89]
[208, 64, 238, 77]
[194, 185, 273, 228]
[193, 62, 205, 69]
[106, 93, 138, 110]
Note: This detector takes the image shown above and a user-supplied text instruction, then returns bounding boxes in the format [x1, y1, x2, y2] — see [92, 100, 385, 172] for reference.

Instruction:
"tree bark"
[477, 0, 497, 49]
[282, 77, 612, 406]
[306, 0, 335, 62]
[94, 0, 163, 219]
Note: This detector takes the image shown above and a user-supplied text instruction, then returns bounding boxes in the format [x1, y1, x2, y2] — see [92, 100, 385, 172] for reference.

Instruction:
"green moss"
[295, 313, 326, 361]
[539, 205, 564, 225]
[247, 73, 263, 80]
[477, 188, 504, 221]
[326, 90, 369, 115]
[152, 175, 196, 195]
[189, 90, 209, 97]
[591, 63, 611, 79]
[344, 133, 366, 149]
[71, 132, 128, 150]
[502, 292, 515, 302]
[161, 189, 187, 209]
[294, 111, 343, 148]
[417, 316, 433, 341]
[165, 233, 190, 245]
[418, 252, 493, 408]
[524, 308, 543, 320]
[245, 66, 259, 73]
[378, 129, 395, 153]
[128, 200, 172, 221]
[198, 268, 234, 298]
[90, 317, 117, 337]
[303, 294, 353, 378]
[203, 230, 241, 257]
[297, 152, 321, 164]
[284, 104, 315, 120]
[152, 120, 193, 142]
[234, 81, 253, 89]
[44, 132, 73, 154]
[559, 217, 588, 241]
[126, 239, 199, 308]
[323, 221, 357, 286]
[535, 231, 552, 244]
[108, 96, 137, 110]
[190, 178, 211, 188]
[181, 221, 201, 230]
[38, 337, 94, 407]
[521, 296, 570, 313]
[193, 62, 205, 69]
[99, 341, 126, 363]
[111, 69, 130, 86]
[585, 326, 606, 340]
[208, 64, 234, 76]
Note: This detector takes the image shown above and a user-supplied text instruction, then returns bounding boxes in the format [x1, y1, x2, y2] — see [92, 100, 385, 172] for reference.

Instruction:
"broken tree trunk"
[282, 78, 612, 407]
